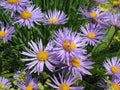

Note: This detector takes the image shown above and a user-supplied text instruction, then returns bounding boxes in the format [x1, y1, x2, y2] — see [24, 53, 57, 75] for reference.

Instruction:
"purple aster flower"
[93, 0, 108, 4]
[42, 9, 68, 25]
[0, 0, 30, 16]
[65, 56, 94, 80]
[0, 22, 14, 42]
[21, 39, 56, 74]
[108, 13, 120, 28]
[0, 77, 11, 89]
[98, 77, 120, 90]
[52, 28, 86, 65]
[79, 7, 110, 28]
[47, 73, 84, 90]
[13, 70, 22, 79]
[14, 5, 44, 29]
[80, 23, 105, 46]
[103, 57, 120, 78]
[17, 72, 38, 90]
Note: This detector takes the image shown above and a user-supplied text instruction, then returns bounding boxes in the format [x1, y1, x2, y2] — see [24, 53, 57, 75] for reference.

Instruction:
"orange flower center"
[49, 18, 58, 24]
[62, 41, 76, 52]
[113, 1, 120, 6]
[7, 0, 20, 4]
[0, 31, 6, 38]
[112, 83, 119, 90]
[111, 66, 119, 74]
[59, 83, 70, 90]
[37, 51, 48, 61]
[87, 32, 95, 39]
[26, 85, 33, 90]
[71, 58, 80, 67]
[20, 11, 31, 19]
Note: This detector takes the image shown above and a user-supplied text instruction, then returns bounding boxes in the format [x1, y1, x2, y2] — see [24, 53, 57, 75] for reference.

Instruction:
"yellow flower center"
[90, 12, 97, 18]
[0, 31, 6, 38]
[20, 11, 32, 19]
[26, 85, 33, 90]
[71, 58, 80, 67]
[59, 83, 70, 90]
[112, 83, 119, 90]
[87, 32, 95, 39]
[111, 66, 119, 74]
[37, 51, 48, 61]
[7, 0, 20, 4]
[49, 18, 58, 24]
[62, 41, 76, 52]
[113, 1, 120, 6]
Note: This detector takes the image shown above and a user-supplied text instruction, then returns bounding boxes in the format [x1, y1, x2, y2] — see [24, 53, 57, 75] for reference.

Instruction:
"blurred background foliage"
[0, 0, 120, 90]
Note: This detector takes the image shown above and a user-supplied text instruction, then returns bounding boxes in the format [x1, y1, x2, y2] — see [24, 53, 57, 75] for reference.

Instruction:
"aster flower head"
[0, 22, 15, 42]
[17, 72, 38, 90]
[80, 23, 105, 46]
[108, 13, 120, 28]
[43, 9, 68, 25]
[53, 28, 86, 65]
[98, 77, 120, 90]
[66, 56, 94, 80]
[103, 57, 120, 78]
[0, 77, 11, 90]
[21, 39, 56, 74]
[0, 0, 30, 16]
[47, 73, 84, 90]
[14, 5, 44, 29]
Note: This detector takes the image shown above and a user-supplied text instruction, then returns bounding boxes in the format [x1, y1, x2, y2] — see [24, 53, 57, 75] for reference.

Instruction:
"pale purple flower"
[93, 0, 108, 4]
[47, 73, 84, 90]
[79, 7, 110, 28]
[17, 72, 38, 90]
[14, 5, 44, 29]
[65, 56, 94, 80]
[52, 28, 86, 65]
[13, 70, 22, 79]
[108, 13, 120, 28]
[0, 22, 14, 42]
[0, 0, 30, 16]
[21, 39, 56, 74]
[42, 9, 68, 25]
[80, 23, 105, 46]
[0, 77, 11, 89]
[103, 57, 120, 78]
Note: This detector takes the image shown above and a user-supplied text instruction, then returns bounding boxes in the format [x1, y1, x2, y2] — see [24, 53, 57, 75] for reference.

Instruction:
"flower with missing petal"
[0, 77, 11, 90]
[47, 73, 84, 90]
[21, 39, 56, 74]
[80, 23, 105, 46]
[14, 5, 44, 29]
[52, 28, 86, 65]
[0, 0, 30, 16]
[104, 57, 120, 78]
[42, 9, 68, 25]
[0, 22, 14, 42]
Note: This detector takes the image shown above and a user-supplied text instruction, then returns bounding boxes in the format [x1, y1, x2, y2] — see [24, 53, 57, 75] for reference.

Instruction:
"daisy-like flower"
[0, 77, 11, 90]
[0, 22, 15, 42]
[79, 7, 110, 28]
[108, 13, 120, 28]
[14, 5, 44, 29]
[0, 0, 30, 16]
[80, 23, 105, 46]
[66, 56, 94, 80]
[21, 39, 56, 74]
[93, 0, 108, 4]
[42, 9, 68, 25]
[103, 57, 120, 78]
[47, 73, 84, 90]
[53, 28, 86, 65]
[17, 72, 38, 90]
[98, 77, 120, 90]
